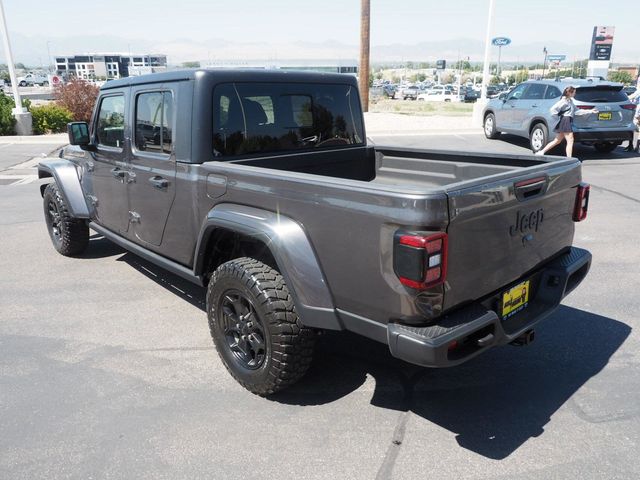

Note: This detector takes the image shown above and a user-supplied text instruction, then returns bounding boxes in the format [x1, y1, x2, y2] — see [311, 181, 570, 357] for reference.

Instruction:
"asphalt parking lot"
[1, 133, 639, 479]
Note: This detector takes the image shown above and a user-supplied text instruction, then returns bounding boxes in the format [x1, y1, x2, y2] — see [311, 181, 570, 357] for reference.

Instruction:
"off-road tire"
[207, 257, 315, 396]
[43, 182, 89, 256]
[530, 123, 549, 153]
[484, 113, 499, 139]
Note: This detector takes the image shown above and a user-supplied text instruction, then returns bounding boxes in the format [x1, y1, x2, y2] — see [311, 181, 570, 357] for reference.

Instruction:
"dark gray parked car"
[483, 79, 636, 153]
[38, 70, 591, 395]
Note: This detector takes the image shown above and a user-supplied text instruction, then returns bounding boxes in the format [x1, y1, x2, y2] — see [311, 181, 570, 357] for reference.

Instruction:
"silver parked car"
[483, 79, 636, 153]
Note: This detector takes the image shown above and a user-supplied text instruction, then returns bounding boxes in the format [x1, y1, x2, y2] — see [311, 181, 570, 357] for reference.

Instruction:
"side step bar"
[89, 222, 204, 287]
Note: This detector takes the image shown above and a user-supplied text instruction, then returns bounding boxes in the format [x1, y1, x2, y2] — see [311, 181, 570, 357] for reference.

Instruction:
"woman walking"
[535, 86, 598, 157]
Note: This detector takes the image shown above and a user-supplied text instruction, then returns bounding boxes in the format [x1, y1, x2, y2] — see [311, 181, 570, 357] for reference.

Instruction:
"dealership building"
[54, 53, 168, 80]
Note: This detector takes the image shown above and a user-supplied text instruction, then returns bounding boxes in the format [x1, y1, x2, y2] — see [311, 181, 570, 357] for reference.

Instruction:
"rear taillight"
[576, 105, 595, 110]
[621, 104, 637, 110]
[573, 183, 590, 222]
[394, 232, 448, 289]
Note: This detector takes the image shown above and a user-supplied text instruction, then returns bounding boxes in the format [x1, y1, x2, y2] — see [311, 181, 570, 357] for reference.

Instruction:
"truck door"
[85, 93, 130, 234]
[126, 87, 176, 247]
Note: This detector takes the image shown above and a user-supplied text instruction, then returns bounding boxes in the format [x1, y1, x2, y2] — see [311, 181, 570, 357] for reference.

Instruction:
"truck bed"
[371, 147, 538, 189]
[236, 144, 554, 192]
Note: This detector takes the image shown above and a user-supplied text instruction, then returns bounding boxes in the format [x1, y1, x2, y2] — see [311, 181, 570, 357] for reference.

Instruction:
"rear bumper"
[574, 129, 634, 143]
[387, 247, 591, 368]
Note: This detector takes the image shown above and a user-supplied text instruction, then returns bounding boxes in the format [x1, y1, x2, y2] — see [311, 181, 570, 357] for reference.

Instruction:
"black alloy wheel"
[219, 290, 267, 370]
[42, 182, 89, 256]
[207, 257, 315, 396]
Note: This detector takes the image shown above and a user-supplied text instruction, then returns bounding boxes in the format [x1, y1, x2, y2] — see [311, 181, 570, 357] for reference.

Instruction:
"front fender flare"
[194, 204, 343, 330]
[38, 159, 90, 218]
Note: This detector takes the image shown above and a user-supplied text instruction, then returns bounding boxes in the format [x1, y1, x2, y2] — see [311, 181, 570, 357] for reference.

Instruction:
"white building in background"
[55, 53, 168, 80]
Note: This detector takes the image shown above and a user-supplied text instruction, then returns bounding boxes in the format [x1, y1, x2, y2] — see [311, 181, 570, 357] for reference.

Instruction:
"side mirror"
[499, 93, 508, 101]
[67, 122, 93, 149]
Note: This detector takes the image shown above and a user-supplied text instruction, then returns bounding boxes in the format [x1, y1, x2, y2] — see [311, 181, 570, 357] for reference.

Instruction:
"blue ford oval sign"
[492, 37, 511, 47]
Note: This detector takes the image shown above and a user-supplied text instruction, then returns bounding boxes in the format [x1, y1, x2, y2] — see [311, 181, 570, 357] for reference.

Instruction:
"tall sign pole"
[491, 37, 511, 80]
[0, 0, 31, 135]
[472, 0, 495, 127]
[359, 0, 370, 112]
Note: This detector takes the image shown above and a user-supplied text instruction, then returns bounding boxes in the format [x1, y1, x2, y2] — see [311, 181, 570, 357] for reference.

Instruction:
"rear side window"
[134, 91, 174, 155]
[212, 82, 364, 157]
[96, 95, 125, 148]
[575, 87, 628, 103]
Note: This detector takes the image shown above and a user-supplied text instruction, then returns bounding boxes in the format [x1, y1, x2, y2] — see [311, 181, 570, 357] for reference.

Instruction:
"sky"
[1, 0, 637, 65]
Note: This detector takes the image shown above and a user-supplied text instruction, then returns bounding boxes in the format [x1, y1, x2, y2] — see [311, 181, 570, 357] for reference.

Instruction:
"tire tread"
[207, 257, 315, 396]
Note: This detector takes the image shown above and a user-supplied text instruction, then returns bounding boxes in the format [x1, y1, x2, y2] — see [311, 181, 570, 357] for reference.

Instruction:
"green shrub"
[30, 104, 73, 135]
[0, 92, 16, 135]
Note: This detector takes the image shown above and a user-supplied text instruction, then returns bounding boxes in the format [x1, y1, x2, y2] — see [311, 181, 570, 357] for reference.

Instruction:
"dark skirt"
[555, 116, 573, 133]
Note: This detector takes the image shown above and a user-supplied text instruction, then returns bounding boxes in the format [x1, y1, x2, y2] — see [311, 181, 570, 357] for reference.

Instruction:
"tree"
[0, 92, 16, 135]
[54, 78, 100, 123]
[608, 71, 633, 84]
[454, 60, 471, 72]
[181, 61, 200, 68]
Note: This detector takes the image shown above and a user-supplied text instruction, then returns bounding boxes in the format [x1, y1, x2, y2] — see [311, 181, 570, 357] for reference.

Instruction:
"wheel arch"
[194, 204, 342, 330]
[528, 117, 549, 134]
[38, 159, 90, 218]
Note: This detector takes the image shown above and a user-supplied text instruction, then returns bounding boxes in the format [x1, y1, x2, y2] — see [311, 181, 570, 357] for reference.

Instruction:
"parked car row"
[482, 78, 636, 154]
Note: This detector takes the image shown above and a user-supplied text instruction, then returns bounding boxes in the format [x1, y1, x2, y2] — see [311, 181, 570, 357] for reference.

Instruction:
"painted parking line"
[0, 175, 39, 186]
[9, 156, 46, 170]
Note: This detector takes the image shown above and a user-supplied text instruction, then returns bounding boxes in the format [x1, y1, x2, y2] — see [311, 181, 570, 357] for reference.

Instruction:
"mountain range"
[2, 33, 637, 68]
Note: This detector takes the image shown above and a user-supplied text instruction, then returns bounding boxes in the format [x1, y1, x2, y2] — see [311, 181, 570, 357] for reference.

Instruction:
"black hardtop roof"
[101, 68, 358, 90]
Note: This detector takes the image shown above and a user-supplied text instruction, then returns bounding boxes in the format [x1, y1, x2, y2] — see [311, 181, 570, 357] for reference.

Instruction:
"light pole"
[359, 0, 370, 112]
[0, 0, 31, 135]
[480, 0, 495, 101]
[46, 40, 52, 72]
[472, 0, 495, 126]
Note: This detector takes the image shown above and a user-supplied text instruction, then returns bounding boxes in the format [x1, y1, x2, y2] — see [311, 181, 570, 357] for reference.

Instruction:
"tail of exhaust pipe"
[510, 329, 535, 346]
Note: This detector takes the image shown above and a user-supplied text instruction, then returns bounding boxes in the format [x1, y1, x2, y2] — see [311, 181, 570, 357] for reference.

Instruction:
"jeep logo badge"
[509, 208, 544, 237]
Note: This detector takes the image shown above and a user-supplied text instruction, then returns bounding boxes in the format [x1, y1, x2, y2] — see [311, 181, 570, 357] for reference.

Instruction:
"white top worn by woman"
[550, 98, 594, 118]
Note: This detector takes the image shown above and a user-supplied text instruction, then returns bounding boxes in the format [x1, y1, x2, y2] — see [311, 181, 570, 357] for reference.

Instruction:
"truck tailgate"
[443, 159, 582, 311]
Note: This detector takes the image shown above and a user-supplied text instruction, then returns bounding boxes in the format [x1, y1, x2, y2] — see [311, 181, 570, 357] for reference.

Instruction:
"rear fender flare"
[194, 204, 342, 330]
[38, 159, 90, 218]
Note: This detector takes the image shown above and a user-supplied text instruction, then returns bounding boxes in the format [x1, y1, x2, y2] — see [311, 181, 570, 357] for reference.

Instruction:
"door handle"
[149, 176, 169, 189]
[86, 161, 94, 172]
[532, 104, 539, 108]
[111, 167, 126, 179]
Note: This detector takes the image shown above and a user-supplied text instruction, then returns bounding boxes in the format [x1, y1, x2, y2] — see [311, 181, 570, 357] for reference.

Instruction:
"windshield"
[575, 86, 628, 103]
[213, 82, 364, 157]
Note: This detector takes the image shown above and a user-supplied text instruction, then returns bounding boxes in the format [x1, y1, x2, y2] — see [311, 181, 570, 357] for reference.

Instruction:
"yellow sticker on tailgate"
[502, 280, 530, 319]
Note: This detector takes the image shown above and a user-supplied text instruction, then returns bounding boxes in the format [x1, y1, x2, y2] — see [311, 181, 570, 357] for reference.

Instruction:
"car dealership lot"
[1, 134, 639, 479]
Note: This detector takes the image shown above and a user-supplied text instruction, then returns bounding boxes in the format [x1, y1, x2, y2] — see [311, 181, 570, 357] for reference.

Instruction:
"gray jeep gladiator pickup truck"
[39, 70, 592, 395]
